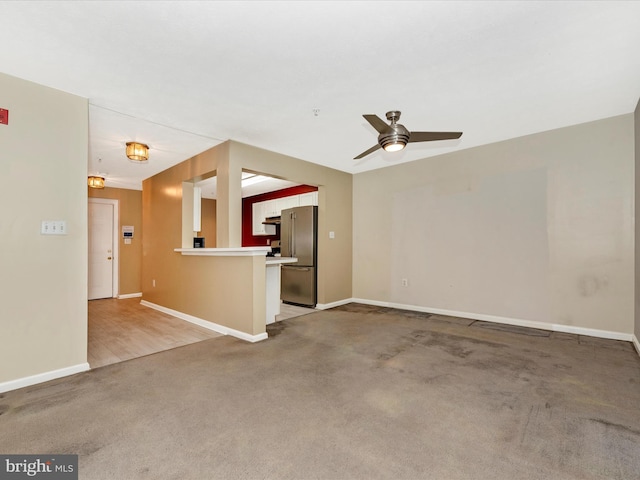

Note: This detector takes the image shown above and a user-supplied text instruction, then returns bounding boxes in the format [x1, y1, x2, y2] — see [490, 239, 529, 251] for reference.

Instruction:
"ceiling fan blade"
[363, 114, 391, 134]
[408, 131, 463, 143]
[354, 143, 382, 160]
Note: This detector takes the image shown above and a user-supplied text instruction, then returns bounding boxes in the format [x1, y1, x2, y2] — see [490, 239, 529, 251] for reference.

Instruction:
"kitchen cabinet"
[251, 191, 317, 236]
[263, 199, 279, 218]
[298, 191, 318, 207]
[252, 202, 275, 235]
[276, 195, 299, 213]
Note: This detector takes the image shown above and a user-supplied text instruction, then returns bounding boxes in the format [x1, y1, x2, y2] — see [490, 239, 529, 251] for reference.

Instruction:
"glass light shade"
[383, 142, 406, 153]
[88, 176, 105, 189]
[126, 142, 149, 161]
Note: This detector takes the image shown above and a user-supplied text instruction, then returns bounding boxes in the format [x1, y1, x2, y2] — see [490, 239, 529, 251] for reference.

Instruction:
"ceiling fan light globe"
[384, 142, 405, 153]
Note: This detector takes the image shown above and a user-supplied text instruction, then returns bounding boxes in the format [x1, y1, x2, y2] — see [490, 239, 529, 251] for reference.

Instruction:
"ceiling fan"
[354, 111, 462, 160]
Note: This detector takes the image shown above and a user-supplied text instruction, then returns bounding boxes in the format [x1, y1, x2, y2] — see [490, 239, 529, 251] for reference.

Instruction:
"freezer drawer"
[281, 266, 316, 307]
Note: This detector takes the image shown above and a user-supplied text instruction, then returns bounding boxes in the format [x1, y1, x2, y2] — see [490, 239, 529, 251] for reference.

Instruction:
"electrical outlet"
[401, 278, 409, 287]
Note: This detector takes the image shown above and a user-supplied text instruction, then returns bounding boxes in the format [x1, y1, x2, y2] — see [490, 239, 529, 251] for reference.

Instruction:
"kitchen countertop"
[266, 256, 297, 265]
[174, 247, 270, 256]
[175, 248, 297, 266]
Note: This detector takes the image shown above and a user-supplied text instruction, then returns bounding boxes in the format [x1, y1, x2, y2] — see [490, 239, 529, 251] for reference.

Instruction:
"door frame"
[88, 198, 119, 298]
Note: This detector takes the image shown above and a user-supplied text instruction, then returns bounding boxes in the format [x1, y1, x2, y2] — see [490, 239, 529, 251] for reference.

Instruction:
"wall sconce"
[88, 176, 105, 189]
[126, 142, 149, 162]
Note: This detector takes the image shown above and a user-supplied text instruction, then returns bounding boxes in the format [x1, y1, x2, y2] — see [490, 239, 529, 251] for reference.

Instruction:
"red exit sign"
[0, 108, 7, 125]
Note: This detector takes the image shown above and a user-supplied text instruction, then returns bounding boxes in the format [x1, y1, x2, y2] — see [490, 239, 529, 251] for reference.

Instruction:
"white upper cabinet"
[276, 195, 299, 213]
[252, 202, 275, 235]
[263, 199, 278, 218]
[251, 191, 317, 236]
[298, 191, 318, 207]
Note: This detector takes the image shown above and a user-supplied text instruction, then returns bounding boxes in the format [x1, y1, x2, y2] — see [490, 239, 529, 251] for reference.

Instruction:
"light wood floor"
[88, 298, 223, 369]
[276, 302, 316, 321]
[88, 298, 316, 369]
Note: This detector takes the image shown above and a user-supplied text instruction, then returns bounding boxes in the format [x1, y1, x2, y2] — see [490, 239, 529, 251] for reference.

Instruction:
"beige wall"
[201, 198, 217, 247]
[354, 114, 635, 335]
[178, 255, 265, 336]
[142, 142, 265, 336]
[142, 141, 352, 336]
[0, 73, 88, 384]
[229, 141, 353, 306]
[143, 142, 228, 308]
[88, 186, 142, 295]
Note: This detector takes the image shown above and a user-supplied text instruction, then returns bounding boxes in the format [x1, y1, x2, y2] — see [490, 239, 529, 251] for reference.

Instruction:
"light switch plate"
[41, 220, 67, 235]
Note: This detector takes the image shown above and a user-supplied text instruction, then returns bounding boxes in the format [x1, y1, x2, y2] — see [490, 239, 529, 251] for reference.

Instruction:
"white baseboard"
[316, 298, 353, 310]
[551, 323, 632, 342]
[633, 335, 640, 357]
[350, 297, 388, 308]
[0, 363, 90, 394]
[351, 298, 634, 342]
[118, 292, 142, 299]
[140, 300, 268, 343]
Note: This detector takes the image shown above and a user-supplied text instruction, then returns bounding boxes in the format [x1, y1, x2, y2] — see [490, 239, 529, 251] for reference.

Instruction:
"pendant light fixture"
[126, 142, 149, 162]
[87, 176, 105, 189]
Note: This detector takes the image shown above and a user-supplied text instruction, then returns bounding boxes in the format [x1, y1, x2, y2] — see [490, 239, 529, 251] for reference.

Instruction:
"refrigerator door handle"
[291, 212, 296, 257]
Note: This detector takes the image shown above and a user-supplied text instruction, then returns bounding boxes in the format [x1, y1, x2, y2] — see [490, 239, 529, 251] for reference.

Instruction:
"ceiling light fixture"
[126, 142, 149, 162]
[87, 176, 105, 189]
[379, 113, 410, 153]
[354, 110, 462, 160]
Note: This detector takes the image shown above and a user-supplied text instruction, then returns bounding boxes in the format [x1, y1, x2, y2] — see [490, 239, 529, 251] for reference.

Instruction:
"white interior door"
[89, 201, 114, 300]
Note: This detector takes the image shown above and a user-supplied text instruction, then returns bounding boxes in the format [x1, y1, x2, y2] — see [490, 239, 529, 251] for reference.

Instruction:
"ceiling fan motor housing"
[379, 123, 410, 150]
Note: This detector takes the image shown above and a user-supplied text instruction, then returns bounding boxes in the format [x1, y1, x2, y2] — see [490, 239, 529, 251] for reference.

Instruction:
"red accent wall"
[242, 185, 318, 246]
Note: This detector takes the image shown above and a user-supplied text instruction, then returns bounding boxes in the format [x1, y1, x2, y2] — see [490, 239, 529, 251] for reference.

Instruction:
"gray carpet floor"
[1, 304, 639, 479]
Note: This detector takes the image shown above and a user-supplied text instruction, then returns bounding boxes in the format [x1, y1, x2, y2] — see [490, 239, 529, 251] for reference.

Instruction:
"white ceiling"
[1, 1, 639, 190]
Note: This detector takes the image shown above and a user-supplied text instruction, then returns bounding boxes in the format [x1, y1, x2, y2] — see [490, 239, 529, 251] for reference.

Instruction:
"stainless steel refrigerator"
[280, 205, 317, 307]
